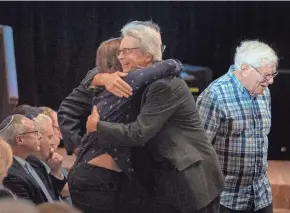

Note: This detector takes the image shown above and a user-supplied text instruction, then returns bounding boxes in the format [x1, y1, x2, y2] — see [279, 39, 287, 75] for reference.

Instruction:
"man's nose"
[118, 51, 125, 60]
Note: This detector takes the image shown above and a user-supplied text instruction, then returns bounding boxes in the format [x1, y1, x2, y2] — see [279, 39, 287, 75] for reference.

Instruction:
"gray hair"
[121, 20, 162, 60]
[34, 114, 52, 134]
[234, 40, 279, 70]
[0, 114, 27, 146]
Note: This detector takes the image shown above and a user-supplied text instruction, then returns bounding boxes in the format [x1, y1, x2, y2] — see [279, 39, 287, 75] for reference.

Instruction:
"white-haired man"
[0, 114, 66, 204]
[196, 40, 278, 213]
[85, 20, 224, 213]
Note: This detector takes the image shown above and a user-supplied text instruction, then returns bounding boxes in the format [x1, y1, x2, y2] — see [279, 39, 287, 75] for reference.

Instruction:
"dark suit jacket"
[3, 155, 66, 205]
[95, 76, 225, 211]
[58, 68, 98, 155]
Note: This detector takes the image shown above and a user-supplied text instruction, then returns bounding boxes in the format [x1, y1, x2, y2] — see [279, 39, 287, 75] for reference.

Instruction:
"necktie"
[24, 163, 54, 203]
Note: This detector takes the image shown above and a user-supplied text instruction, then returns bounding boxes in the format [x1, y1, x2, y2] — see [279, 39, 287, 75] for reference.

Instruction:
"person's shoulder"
[147, 76, 181, 92]
[145, 77, 191, 100]
[80, 67, 98, 85]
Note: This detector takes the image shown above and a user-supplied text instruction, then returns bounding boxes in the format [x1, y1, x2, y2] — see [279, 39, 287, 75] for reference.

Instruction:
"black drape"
[0, 1, 289, 109]
[0, 2, 290, 108]
[1, 1, 290, 159]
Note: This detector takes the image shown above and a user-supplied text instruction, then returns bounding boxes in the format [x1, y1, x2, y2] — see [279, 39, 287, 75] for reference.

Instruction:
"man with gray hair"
[197, 40, 278, 213]
[58, 20, 161, 156]
[0, 114, 66, 204]
[85, 20, 224, 213]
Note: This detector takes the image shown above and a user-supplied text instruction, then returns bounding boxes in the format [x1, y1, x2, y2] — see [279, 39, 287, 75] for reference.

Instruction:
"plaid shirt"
[196, 65, 272, 211]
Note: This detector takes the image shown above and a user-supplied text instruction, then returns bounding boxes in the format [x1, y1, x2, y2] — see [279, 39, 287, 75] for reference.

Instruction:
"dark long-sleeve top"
[75, 59, 182, 176]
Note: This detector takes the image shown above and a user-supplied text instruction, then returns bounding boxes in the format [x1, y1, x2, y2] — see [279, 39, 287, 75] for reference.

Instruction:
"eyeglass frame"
[250, 66, 278, 82]
[18, 130, 41, 138]
[116, 44, 167, 57]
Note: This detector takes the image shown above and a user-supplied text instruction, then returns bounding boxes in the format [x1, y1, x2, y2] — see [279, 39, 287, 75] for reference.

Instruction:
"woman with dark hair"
[68, 37, 182, 213]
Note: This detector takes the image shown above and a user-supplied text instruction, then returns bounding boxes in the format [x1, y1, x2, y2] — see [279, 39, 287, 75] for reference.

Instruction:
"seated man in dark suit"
[0, 114, 66, 205]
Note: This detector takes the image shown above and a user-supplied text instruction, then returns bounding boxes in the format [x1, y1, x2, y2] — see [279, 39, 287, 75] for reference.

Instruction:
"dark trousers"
[68, 163, 142, 213]
[68, 163, 184, 213]
[197, 196, 220, 213]
[68, 163, 219, 213]
[220, 203, 273, 213]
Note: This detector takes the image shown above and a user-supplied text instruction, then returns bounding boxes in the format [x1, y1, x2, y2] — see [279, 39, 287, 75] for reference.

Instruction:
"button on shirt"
[76, 59, 182, 177]
[196, 65, 272, 211]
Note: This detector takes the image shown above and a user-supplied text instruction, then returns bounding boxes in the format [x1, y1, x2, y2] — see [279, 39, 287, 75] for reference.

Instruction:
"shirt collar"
[40, 160, 51, 173]
[227, 65, 250, 95]
[13, 155, 28, 167]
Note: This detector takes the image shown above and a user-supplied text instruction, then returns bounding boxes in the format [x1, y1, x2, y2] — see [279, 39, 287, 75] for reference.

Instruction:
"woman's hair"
[37, 202, 82, 213]
[96, 37, 122, 73]
[0, 138, 13, 178]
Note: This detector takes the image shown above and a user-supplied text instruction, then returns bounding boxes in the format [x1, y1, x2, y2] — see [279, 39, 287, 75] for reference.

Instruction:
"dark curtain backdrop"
[0, 1, 290, 109]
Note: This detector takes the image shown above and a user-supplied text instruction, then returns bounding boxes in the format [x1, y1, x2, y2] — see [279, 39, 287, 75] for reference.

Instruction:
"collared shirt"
[75, 59, 182, 177]
[196, 65, 272, 211]
[40, 160, 70, 204]
[14, 155, 28, 167]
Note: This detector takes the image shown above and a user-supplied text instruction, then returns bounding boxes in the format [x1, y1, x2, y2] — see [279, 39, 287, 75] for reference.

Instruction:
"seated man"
[32, 113, 71, 204]
[0, 114, 66, 204]
[37, 107, 63, 149]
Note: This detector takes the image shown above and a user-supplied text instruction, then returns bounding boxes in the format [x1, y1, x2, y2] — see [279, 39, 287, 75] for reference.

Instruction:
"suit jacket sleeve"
[49, 173, 67, 198]
[58, 68, 99, 155]
[96, 78, 180, 147]
[3, 175, 33, 201]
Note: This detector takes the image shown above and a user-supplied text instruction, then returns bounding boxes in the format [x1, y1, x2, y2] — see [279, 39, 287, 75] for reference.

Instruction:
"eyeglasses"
[116, 44, 167, 57]
[18, 130, 41, 138]
[251, 66, 278, 82]
[116, 47, 140, 57]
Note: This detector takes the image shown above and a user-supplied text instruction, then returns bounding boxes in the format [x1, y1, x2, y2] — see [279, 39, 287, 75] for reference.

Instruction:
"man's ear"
[241, 64, 250, 78]
[15, 135, 23, 146]
[144, 53, 153, 63]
